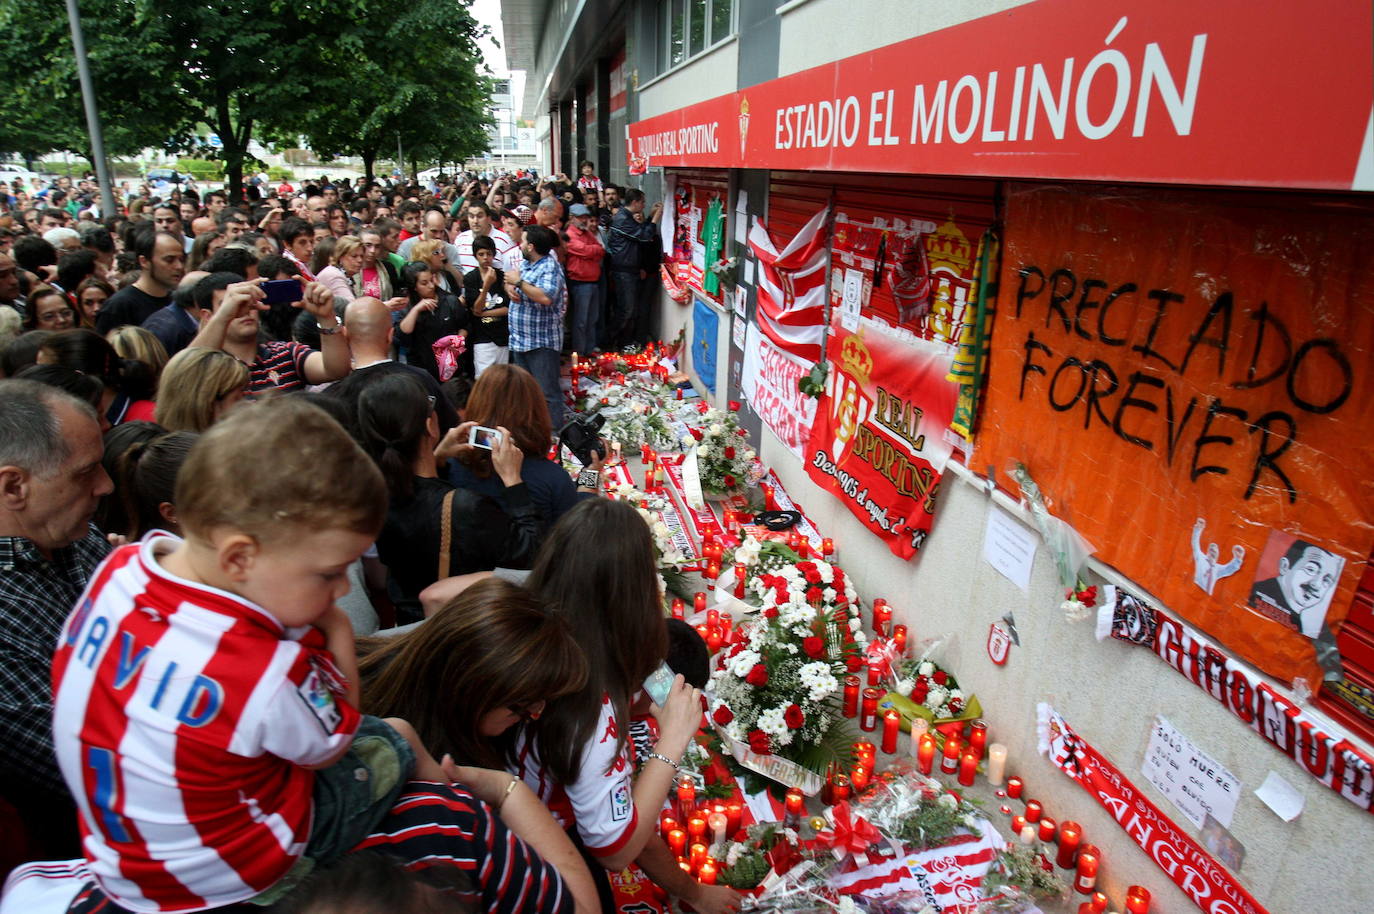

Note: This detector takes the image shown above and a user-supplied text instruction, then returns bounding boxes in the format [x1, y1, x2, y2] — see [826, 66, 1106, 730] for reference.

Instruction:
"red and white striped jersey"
[51, 536, 361, 913]
[513, 692, 638, 860]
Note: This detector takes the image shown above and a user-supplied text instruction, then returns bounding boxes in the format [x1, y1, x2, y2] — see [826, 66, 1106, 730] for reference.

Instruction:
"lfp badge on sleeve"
[987, 623, 1011, 666]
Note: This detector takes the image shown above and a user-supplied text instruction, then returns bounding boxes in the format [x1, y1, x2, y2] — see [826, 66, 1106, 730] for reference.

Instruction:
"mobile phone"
[468, 425, 502, 450]
[261, 279, 304, 304]
[643, 662, 676, 707]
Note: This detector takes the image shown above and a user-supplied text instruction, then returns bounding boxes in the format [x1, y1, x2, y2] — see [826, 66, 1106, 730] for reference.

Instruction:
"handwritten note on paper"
[981, 504, 1037, 592]
[1142, 716, 1241, 829]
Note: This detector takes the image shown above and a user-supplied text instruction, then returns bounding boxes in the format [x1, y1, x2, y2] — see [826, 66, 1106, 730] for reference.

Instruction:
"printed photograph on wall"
[1247, 531, 1345, 640]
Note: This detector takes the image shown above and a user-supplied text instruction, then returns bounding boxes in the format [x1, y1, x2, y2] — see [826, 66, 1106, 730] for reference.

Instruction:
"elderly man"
[0, 380, 113, 855]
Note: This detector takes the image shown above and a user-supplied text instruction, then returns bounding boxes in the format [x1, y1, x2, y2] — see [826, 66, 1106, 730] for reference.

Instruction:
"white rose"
[918, 661, 935, 677]
[938, 793, 959, 810]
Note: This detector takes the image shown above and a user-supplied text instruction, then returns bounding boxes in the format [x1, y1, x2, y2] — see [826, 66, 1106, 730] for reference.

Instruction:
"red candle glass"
[1038, 816, 1057, 843]
[1125, 886, 1151, 914]
[797, 538, 810, 558]
[850, 764, 871, 792]
[967, 719, 988, 759]
[687, 815, 706, 842]
[1056, 821, 1082, 868]
[872, 600, 892, 637]
[941, 735, 962, 774]
[725, 801, 743, 835]
[1074, 845, 1100, 894]
[866, 661, 883, 687]
[843, 675, 861, 717]
[1077, 893, 1108, 914]
[676, 777, 696, 819]
[1024, 799, 1043, 824]
[667, 828, 687, 858]
[917, 734, 936, 775]
[881, 709, 900, 753]
[1006, 776, 1024, 799]
[1010, 814, 1027, 834]
[698, 860, 718, 884]
[689, 842, 707, 870]
[706, 629, 723, 654]
[958, 749, 978, 786]
[733, 563, 747, 598]
[671, 598, 685, 620]
[829, 773, 851, 805]
[860, 688, 882, 731]
[821, 537, 835, 557]
[660, 813, 678, 834]
[784, 787, 804, 826]
[694, 592, 707, 614]
[706, 609, 719, 628]
[892, 624, 907, 653]
[854, 740, 876, 767]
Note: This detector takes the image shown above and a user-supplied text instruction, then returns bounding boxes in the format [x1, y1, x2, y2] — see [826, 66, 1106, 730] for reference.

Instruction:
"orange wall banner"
[977, 184, 1374, 684]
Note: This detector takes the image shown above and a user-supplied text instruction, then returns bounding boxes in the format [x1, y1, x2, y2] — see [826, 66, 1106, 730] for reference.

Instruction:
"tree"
[0, 0, 190, 165]
[291, 0, 494, 184]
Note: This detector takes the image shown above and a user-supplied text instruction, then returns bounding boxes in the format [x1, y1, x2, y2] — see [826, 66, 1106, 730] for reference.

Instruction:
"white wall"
[638, 37, 740, 120]
[777, 0, 1034, 76]
[758, 425, 1374, 913]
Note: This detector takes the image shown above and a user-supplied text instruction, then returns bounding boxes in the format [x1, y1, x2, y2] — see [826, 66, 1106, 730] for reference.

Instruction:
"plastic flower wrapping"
[707, 540, 867, 777]
[576, 375, 681, 453]
[686, 404, 763, 494]
[884, 634, 983, 728]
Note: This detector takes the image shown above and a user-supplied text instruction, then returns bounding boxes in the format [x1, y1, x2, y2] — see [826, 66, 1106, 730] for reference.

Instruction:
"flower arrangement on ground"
[686, 404, 761, 494]
[709, 822, 803, 890]
[708, 541, 867, 777]
[576, 377, 680, 453]
[891, 658, 971, 720]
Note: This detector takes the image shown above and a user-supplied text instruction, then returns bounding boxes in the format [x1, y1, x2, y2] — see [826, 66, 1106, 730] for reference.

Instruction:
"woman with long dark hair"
[350, 372, 540, 621]
[517, 499, 740, 914]
[396, 260, 468, 382]
[358, 577, 587, 772]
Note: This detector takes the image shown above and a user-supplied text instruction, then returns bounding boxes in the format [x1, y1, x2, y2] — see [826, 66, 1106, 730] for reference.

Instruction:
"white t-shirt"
[455, 227, 518, 274]
[513, 693, 638, 859]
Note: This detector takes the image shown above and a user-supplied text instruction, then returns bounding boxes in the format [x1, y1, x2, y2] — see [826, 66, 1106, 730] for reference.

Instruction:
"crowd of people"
[0, 169, 741, 914]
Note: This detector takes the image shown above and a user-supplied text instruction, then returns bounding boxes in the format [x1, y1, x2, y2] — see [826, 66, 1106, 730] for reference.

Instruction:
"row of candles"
[664, 780, 747, 883]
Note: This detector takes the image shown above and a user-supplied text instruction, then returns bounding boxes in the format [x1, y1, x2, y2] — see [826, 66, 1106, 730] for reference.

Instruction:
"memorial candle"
[881, 708, 900, 754]
[892, 624, 907, 653]
[821, 537, 835, 558]
[860, 688, 882, 732]
[676, 778, 695, 819]
[866, 661, 882, 687]
[797, 537, 810, 558]
[1038, 817, 1057, 843]
[1024, 799, 1043, 824]
[687, 816, 707, 843]
[705, 560, 720, 590]
[1074, 845, 1100, 894]
[1125, 887, 1151, 914]
[706, 609, 719, 629]
[671, 598, 685, 620]
[698, 860, 717, 885]
[958, 748, 979, 786]
[784, 788, 804, 828]
[1019, 825, 1037, 845]
[708, 812, 728, 846]
[786, 532, 801, 552]
[1006, 776, 1024, 799]
[689, 843, 707, 870]
[725, 801, 743, 835]
[1077, 892, 1108, 914]
[733, 563, 747, 598]
[872, 600, 892, 637]
[843, 675, 861, 718]
[706, 629, 723, 654]
[660, 813, 678, 835]
[1056, 821, 1082, 868]
[694, 592, 707, 614]
[850, 764, 871, 792]
[986, 743, 1008, 786]
[667, 828, 687, 858]
[941, 735, 962, 774]
[1011, 814, 1027, 834]
[854, 741, 876, 768]
[917, 733, 936, 774]
[967, 720, 988, 759]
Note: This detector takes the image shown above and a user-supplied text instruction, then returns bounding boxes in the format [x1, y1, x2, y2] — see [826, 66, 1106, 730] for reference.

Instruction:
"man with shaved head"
[338, 297, 457, 433]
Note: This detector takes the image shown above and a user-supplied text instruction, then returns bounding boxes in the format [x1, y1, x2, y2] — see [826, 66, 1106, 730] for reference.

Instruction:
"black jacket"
[606, 207, 658, 273]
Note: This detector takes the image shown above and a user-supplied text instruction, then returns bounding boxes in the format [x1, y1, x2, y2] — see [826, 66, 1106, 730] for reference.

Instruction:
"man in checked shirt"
[0, 379, 113, 858]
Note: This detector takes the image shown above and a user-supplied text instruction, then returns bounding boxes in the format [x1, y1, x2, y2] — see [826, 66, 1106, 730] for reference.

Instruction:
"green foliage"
[175, 158, 225, 180]
[982, 845, 1067, 899]
[267, 166, 294, 181]
[0, 0, 491, 195]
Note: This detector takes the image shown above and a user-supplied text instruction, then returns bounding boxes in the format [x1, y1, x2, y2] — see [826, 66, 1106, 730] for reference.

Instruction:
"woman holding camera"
[351, 372, 542, 621]
[450, 364, 602, 525]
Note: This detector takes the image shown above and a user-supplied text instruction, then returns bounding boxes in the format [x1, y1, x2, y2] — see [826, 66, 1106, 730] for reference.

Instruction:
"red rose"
[728, 400, 741, 411]
[713, 704, 734, 726]
[846, 655, 863, 672]
[689, 427, 704, 441]
[748, 729, 771, 755]
[933, 671, 948, 686]
[728, 643, 745, 658]
[697, 402, 709, 414]
[784, 704, 804, 728]
[806, 585, 824, 603]
[948, 698, 963, 714]
[1080, 586, 1098, 608]
[764, 604, 781, 619]
[745, 664, 769, 687]
[802, 636, 826, 659]
[723, 474, 736, 487]
[724, 446, 736, 459]
[803, 567, 822, 585]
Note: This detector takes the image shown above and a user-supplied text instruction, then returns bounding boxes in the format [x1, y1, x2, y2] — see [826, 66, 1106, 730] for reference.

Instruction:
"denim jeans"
[513, 347, 566, 427]
[609, 270, 642, 349]
[568, 279, 601, 355]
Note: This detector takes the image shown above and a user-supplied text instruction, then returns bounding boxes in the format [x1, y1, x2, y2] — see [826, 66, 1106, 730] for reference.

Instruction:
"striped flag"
[828, 818, 1005, 912]
[748, 206, 831, 363]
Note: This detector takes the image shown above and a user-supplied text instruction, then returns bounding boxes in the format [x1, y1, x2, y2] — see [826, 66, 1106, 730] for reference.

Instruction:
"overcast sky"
[470, 0, 528, 117]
